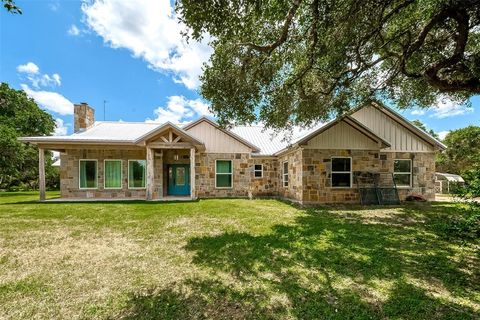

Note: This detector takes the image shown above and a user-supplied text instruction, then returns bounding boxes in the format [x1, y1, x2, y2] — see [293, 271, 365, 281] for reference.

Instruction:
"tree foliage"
[411, 119, 439, 139]
[177, 0, 480, 129]
[0, 83, 56, 189]
[2, 0, 21, 14]
[436, 125, 480, 175]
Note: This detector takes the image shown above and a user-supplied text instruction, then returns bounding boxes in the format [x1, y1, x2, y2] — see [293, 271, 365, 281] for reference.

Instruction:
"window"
[331, 157, 351, 188]
[79, 160, 97, 189]
[216, 160, 233, 188]
[283, 162, 289, 187]
[128, 160, 146, 189]
[104, 160, 122, 189]
[394, 159, 412, 187]
[254, 164, 263, 178]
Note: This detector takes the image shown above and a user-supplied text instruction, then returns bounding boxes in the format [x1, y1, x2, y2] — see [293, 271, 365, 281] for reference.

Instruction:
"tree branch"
[238, 0, 302, 54]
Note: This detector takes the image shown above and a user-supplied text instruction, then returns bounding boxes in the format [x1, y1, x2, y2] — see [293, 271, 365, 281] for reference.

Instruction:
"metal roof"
[231, 122, 326, 155]
[435, 172, 465, 182]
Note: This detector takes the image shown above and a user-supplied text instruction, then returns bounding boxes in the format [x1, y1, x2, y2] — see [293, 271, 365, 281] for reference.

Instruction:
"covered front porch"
[34, 123, 204, 201]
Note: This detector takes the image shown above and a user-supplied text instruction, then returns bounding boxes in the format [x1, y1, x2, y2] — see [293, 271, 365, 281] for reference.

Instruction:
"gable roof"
[352, 101, 447, 150]
[183, 116, 261, 152]
[134, 121, 204, 146]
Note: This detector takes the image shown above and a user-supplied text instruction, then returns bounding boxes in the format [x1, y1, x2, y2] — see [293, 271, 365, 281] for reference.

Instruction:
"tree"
[411, 119, 439, 139]
[2, 0, 21, 14]
[436, 125, 480, 174]
[177, 0, 480, 129]
[0, 83, 55, 189]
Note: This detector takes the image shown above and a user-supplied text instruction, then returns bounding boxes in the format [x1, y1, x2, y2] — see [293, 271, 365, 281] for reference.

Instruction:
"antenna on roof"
[103, 100, 108, 121]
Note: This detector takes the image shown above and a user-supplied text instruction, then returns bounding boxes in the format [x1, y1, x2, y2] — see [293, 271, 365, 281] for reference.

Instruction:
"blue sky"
[1, 0, 478, 138]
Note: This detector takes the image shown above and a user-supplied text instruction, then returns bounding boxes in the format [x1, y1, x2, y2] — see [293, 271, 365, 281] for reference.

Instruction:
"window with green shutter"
[128, 160, 146, 188]
[104, 160, 122, 189]
[216, 160, 233, 188]
[79, 160, 97, 189]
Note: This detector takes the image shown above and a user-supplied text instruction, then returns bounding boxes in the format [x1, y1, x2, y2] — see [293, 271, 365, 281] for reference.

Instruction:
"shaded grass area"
[0, 192, 478, 319]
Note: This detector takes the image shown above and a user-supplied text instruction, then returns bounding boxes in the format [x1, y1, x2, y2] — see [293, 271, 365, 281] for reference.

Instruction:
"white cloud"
[431, 97, 474, 118]
[17, 62, 39, 74]
[68, 24, 80, 36]
[21, 84, 74, 115]
[81, 0, 212, 90]
[17, 62, 62, 88]
[146, 95, 212, 124]
[411, 109, 425, 116]
[438, 130, 449, 140]
[54, 118, 68, 135]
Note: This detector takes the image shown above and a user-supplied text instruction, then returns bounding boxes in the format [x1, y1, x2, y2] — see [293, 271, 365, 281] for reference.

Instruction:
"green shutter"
[129, 160, 146, 188]
[216, 160, 232, 173]
[105, 160, 122, 188]
[80, 160, 97, 188]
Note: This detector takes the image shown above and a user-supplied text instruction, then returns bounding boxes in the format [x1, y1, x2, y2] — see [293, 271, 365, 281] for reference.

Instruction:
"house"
[20, 101, 446, 203]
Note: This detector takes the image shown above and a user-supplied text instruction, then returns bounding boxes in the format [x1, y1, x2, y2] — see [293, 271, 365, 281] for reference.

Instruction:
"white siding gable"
[304, 120, 380, 150]
[185, 120, 253, 153]
[351, 105, 434, 152]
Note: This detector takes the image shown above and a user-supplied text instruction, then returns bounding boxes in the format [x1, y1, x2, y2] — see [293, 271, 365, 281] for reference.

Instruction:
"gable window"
[104, 160, 122, 189]
[216, 160, 233, 188]
[79, 160, 97, 189]
[128, 160, 146, 189]
[331, 157, 351, 188]
[254, 164, 263, 178]
[394, 159, 412, 187]
[283, 162, 289, 187]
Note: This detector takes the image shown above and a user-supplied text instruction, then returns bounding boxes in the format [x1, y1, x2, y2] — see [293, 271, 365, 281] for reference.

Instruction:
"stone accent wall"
[277, 149, 303, 202]
[301, 149, 436, 203]
[74, 103, 95, 132]
[58, 147, 436, 203]
[378, 152, 436, 201]
[60, 148, 150, 199]
[195, 153, 252, 198]
[302, 149, 380, 203]
[250, 157, 279, 197]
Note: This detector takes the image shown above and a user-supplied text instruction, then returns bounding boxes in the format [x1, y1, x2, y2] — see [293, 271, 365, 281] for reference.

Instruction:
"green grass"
[0, 192, 478, 319]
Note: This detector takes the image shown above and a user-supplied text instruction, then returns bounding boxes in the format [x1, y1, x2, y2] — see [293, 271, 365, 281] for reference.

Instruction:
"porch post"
[38, 147, 46, 201]
[146, 146, 154, 200]
[190, 147, 196, 199]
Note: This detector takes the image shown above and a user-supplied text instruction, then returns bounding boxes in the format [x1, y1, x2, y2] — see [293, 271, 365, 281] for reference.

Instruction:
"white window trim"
[104, 159, 123, 190]
[331, 156, 353, 188]
[79, 159, 98, 190]
[393, 159, 412, 188]
[215, 159, 233, 189]
[128, 159, 147, 190]
[283, 161, 289, 187]
[254, 164, 263, 178]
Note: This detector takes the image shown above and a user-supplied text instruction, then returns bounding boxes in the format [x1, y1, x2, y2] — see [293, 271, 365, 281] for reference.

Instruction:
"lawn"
[0, 192, 478, 319]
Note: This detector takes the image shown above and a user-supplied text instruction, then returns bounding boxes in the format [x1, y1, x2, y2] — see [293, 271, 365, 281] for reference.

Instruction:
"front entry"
[167, 164, 190, 196]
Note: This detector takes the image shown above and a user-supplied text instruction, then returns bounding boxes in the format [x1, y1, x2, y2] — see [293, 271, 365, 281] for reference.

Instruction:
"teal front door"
[167, 164, 190, 196]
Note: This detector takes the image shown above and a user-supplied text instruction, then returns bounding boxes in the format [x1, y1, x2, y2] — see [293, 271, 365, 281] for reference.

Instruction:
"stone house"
[20, 101, 445, 203]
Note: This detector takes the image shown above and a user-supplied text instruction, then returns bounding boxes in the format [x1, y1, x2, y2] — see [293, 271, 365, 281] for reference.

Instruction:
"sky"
[1, 0, 479, 139]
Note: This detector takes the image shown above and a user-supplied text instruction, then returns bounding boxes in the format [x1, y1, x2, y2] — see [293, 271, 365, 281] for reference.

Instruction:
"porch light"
[174, 153, 179, 161]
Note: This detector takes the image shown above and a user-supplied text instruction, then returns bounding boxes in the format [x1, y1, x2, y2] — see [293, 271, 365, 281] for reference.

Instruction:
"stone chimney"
[74, 102, 95, 132]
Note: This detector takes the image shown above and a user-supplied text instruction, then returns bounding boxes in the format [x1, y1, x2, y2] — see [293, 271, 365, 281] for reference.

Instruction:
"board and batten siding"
[351, 105, 434, 152]
[185, 121, 252, 153]
[304, 120, 380, 150]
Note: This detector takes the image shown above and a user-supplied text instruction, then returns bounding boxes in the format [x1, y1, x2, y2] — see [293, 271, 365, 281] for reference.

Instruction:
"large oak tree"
[177, 0, 480, 129]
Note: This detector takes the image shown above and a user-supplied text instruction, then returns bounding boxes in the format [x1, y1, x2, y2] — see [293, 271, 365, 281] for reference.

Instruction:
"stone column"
[190, 147, 196, 200]
[38, 147, 45, 201]
[146, 147, 154, 200]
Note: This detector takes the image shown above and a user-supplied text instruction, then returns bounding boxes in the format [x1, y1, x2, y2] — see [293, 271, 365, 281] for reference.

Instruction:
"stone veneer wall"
[250, 157, 279, 197]
[301, 149, 436, 204]
[195, 153, 252, 198]
[277, 149, 303, 202]
[60, 148, 162, 199]
[378, 152, 436, 201]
